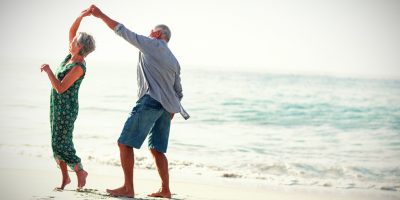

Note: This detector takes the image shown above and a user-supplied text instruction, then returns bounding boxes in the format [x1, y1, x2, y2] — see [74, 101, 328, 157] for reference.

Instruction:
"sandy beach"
[0, 152, 398, 200]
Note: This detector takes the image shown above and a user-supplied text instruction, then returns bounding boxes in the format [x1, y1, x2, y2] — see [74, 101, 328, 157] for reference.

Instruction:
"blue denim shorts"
[118, 95, 171, 153]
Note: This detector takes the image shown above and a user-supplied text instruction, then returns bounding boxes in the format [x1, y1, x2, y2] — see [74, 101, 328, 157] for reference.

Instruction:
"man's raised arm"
[90, 5, 118, 30]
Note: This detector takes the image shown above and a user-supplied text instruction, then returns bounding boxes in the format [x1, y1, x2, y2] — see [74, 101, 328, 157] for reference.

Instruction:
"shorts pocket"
[143, 96, 163, 110]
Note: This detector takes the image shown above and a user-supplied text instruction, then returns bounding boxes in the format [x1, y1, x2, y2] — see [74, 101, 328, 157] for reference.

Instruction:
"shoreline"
[0, 153, 399, 200]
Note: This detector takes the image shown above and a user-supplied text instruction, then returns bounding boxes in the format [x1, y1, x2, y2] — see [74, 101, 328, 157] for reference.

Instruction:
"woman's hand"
[80, 8, 91, 18]
[41, 64, 84, 94]
[40, 64, 51, 73]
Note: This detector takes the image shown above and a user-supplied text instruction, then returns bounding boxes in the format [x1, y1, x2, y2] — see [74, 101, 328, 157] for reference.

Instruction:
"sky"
[0, 0, 399, 78]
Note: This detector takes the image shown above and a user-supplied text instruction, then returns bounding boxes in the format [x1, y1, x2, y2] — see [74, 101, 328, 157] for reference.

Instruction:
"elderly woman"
[40, 9, 95, 190]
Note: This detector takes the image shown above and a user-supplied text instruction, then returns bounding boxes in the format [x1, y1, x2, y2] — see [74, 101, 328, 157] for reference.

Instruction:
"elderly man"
[89, 4, 189, 198]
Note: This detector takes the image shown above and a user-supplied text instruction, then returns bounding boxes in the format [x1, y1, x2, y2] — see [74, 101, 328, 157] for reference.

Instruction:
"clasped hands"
[79, 5, 102, 18]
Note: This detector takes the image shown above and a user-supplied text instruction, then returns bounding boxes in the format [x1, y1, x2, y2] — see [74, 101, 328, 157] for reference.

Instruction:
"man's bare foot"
[76, 170, 88, 189]
[147, 188, 172, 198]
[55, 176, 71, 190]
[106, 186, 134, 198]
[106, 186, 125, 194]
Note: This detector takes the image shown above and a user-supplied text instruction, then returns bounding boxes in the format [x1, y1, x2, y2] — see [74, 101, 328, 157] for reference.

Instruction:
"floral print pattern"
[50, 54, 86, 171]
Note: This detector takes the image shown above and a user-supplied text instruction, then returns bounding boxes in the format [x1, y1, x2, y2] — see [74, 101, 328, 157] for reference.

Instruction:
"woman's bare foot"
[55, 161, 70, 190]
[76, 169, 88, 189]
[55, 176, 71, 190]
[106, 186, 134, 198]
[147, 188, 171, 198]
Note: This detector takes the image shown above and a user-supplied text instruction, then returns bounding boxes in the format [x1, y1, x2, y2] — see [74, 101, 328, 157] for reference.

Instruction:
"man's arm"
[89, 5, 155, 53]
[90, 5, 118, 30]
[170, 72, 183, 120]
[174, 66, 184, 101]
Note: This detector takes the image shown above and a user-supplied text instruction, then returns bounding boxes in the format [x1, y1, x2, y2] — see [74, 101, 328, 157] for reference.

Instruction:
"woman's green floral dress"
[50, 54, 86, 171]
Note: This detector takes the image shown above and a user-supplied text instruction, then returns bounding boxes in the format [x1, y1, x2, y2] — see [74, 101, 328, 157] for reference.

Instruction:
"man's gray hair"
[77, 32, 95, 57]
[155, 24, 171, 42]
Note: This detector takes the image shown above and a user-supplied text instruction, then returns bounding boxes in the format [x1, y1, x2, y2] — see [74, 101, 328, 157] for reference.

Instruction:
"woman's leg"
[74, 164, 88, 189]
[55, 160, 71, 190]
[53, 131, 87, 189]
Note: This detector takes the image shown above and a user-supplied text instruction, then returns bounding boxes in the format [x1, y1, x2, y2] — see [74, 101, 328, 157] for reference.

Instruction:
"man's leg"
[120, 143, 134, 194]
[109, 95, 165, 197]
[106, 143, 135, 198]
[148, 149, 171, 198]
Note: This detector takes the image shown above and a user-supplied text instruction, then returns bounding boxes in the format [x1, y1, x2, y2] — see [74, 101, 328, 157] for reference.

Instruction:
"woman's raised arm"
[69, 9, 91, 44]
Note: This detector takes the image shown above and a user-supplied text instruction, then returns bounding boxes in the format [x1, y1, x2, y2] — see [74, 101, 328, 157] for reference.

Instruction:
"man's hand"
[171, 113, 175, 120]
[87, 4, 118, 31]
[89, 5, 102, 18]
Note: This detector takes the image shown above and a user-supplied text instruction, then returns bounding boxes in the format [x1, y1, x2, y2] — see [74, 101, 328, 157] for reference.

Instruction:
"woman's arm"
[41, 64, 84, 94]
[69, 9, 91, 43]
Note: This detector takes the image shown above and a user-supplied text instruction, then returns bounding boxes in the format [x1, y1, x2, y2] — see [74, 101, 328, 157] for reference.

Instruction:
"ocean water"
[1, 63, 400, 192]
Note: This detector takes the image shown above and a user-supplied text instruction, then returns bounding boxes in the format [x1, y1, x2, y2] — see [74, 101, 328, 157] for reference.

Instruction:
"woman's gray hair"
[155, 24, 171, 42]
[76, 32, 95, 57]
